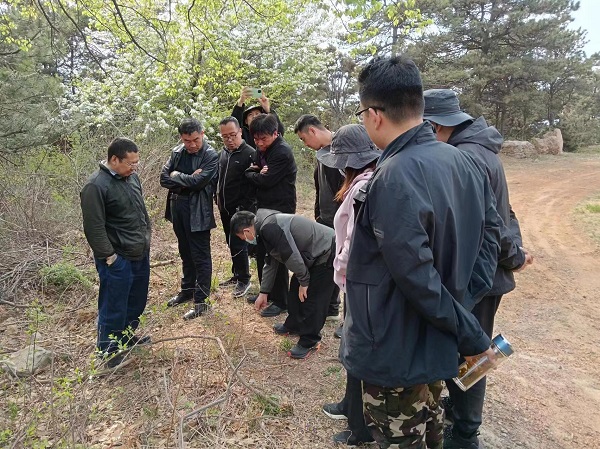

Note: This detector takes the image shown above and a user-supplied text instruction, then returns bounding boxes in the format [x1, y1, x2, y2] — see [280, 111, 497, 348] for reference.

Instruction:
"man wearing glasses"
[215, 116, 256, 298]
[80, 137, 151, 367]
[160, 118, 219, 320]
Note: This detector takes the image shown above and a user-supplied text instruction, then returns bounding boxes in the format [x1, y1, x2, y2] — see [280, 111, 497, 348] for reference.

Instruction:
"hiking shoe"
[332, 430, 374, 446]
[273, 323, 297, 336]
[127, 335, 152, 347]
[334, 323, 344, 339]
[322, 402, 347, 420]
[233, 281, 251, 298]
[183, 303, 209, 321]
[260, 303, 286, 317]
[97, 345, 127, 369]
[443, 426, 481, 449]
[167, 292, 193, 307]
[219, 276, 237, 287]
[326, 312, 341, 322]
[441, 395, 455, 424]
[288, 343, 319, 359]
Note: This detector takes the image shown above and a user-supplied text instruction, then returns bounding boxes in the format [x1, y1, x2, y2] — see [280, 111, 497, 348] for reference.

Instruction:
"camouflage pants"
[362, 380, 444, 449]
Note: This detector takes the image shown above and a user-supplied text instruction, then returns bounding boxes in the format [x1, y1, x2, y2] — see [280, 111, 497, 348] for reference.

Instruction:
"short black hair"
[178, 118, 203, 135]
[108, 137, 138, 160]
[293, 114, 326, 134]
[230, 210, 256, 235]
[249, 114, 279, 136]
[219, 116, 240, 128]
[358, 56, 424, 123]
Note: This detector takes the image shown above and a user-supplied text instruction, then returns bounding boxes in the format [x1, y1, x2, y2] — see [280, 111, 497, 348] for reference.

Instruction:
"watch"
[106, 254, 118, 266]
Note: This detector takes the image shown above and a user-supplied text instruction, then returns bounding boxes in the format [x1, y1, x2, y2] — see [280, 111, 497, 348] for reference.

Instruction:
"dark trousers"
[256, 239, 288, 310]
[339, 372, 372, 442]
[284, 263, 339, 347]
[319, 221, 341, 316]
[171, 197, 212, 303]
[220, 209, 250, 284]
[446, 294, 503, 437]
[95, 252, 149, 351]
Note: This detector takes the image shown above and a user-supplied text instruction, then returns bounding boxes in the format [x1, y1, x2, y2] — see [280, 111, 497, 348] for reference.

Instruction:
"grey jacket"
[160, 141, 219, 232]
[255, 209, 335, 293]
[449, 117, 525, 295]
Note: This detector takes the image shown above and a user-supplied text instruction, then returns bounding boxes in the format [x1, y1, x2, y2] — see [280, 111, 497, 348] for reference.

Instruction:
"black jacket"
[341, 123, 500, 388]
[449, 117, 525, 295]
[81, 162, 151, 260]
[314, 149, 344, 227]
[216, 140, 257, 215]
[231, 104, 285, 149]
[245, 136, 297, 214]
[160, 141, 219, 232]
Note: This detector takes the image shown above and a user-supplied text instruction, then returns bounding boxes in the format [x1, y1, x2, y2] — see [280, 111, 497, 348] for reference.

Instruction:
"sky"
[571, 0, 600, 56]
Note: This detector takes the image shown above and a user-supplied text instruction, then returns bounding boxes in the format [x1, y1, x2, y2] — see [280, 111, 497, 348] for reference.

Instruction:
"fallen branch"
[150, 259, 176, 268]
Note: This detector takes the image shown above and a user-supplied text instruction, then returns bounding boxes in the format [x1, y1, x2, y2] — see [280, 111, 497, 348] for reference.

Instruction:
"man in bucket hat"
[424, 89, 533, 449]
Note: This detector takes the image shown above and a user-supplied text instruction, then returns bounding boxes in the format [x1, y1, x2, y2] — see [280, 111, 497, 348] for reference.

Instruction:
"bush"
[40, 262, 93, 289]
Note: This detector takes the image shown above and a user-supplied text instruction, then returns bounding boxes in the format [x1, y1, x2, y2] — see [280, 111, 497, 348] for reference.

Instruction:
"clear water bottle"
[453, 334, 514, 392]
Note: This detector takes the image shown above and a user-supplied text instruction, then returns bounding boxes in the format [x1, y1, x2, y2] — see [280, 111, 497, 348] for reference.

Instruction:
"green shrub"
[40, 262, 93, 289]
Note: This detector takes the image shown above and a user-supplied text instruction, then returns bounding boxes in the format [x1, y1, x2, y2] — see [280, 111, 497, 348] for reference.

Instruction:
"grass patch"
[585, 203, 600, 213]
[575, 196, 600, 244]
[40, 262, 93, 289]
[278, 337, 293, 352]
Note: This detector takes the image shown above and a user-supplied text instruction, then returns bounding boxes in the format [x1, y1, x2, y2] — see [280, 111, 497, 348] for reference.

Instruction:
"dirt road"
[480, 154, 600, 448]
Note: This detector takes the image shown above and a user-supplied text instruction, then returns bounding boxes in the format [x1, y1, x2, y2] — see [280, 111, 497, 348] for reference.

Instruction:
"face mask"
[244, 229, 257, 245]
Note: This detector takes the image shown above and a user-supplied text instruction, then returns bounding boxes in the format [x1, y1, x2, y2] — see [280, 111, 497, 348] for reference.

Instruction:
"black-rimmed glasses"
[355, 105, 386, 121]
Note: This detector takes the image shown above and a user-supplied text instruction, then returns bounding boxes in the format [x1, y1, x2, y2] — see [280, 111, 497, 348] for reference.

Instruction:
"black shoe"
[167, 292, 192, 307]
[260, 303, 286, 317]
[288, 343, 319, 359]
[332, 430, 374, 446]
[127, 335, 151, 347]
[233, 281, 251, 298]
[443, 426, 481, 449]
[441, 395, 454, 425]
[246, 294, 258, 304]
[326, 311, 341, 322]
[219, 276, 237, 287]
[322, 402, 347, 420]
[334, 323, 344, 339]
[98, 344, 127, 369]
[273, 322, 297, 336]
[183, 303, 209, 320]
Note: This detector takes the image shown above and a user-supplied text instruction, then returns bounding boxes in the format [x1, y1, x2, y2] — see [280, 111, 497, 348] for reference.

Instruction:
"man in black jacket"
[232, 87, 285, 149]
[245, 114, 297, 317]
[342, 56, 509, 448]
[160, 118, 219, 320]
[216, 116, 256, 298]
[294, 114, 344, 323]
[424, 89, 533, 449]
[81, 138, 151, 367]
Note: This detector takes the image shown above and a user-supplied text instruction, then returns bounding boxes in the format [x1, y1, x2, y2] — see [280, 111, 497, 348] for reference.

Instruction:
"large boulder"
[533, 129, 563, 155]
[501, 140, 536, 158]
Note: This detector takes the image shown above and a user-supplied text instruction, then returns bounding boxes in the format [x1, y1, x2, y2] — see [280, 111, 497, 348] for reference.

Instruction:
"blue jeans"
[94, 252, 150, 351]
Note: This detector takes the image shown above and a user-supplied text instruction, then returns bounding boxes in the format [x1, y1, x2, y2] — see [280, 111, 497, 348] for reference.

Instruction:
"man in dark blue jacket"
[342, 56, 507, 448]
[424, 89, 533, 449]
[160, 118, 219, 320]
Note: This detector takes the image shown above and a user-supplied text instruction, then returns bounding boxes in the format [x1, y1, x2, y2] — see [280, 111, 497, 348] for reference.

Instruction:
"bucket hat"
[423, 89, 473, 127]
[317, 124, 380, 170]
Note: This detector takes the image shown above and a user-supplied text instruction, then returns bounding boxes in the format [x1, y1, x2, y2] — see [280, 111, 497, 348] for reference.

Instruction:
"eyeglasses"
[121, 159, 140, 168]
[355, 105, 386, 121]
[220, 131, 240, 140]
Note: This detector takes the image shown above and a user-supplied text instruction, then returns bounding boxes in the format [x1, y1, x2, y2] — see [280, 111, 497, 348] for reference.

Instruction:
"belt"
[171, 193, 190, 200]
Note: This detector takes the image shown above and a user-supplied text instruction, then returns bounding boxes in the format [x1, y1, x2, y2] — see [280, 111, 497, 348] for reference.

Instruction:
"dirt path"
[480, 155, 600, 448]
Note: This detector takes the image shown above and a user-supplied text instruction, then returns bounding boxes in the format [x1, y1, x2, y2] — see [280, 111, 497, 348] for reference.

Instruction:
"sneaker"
[127, 335, 152, 347]
[233, 281, 251, 298]
[334, 323, 344, 339]
[260, 303, 286, 317]
[441, 395, 454, 425]
[246, 294, 258, 304]
[183, 303, 209, 321]
[443, 426, 481, 449]
[287, 343, 320, 359]
[97, 344, 127, 369]
[322, 403, 347, 420]
[326, 312, 341, 322]
[332, 430, 374, 447]
[167, 292, 193, 307]
[273, 323, 297, 336]
[219, 276, 237, 287]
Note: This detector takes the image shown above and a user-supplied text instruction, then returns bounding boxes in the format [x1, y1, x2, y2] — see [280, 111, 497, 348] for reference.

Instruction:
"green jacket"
[80, 162, 151, 260]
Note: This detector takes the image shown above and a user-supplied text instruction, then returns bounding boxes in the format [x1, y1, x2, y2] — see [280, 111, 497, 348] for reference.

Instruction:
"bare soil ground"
[1, 153, 600, 448]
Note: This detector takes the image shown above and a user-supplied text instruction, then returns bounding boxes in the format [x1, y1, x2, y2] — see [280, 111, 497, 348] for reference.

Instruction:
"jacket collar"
[378, 122, 436, 166]
[99, 161, 125, 180]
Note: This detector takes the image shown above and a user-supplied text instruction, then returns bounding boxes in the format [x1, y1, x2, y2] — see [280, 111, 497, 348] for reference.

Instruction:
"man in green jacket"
[80, 137, 152, 368]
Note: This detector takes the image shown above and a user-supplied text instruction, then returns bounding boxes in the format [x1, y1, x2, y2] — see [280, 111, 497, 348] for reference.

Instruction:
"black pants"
[339, 372, 372, 442]
[446, 294, 503, 437]
[256, 239, 288, 310]
[319, 221, 341, 316]
[171, 196, 212, 303]
[220, 208, 250, 284]
[284, 263, 339, 347]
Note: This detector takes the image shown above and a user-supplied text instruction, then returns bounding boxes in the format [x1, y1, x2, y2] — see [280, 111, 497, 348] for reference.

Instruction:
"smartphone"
[250, 88, 262, 98]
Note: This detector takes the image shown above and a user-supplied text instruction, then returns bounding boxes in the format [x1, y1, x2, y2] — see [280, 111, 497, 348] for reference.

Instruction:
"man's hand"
[258, 93, 271, 113]
[260, 165, 269, 174]
[192, 168, 203, 175]
[170, 170, 180, 177]
[515, 247, 534, 272]
[255, 293, 269, 311]
[464, 346, 498, 369]
[248, 164, 260, 172]
[238, 87, 252, 106]
[298, 285, 308, 302]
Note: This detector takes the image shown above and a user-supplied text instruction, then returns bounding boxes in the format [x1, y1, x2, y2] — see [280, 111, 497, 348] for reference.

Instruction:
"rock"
[1, 345, 53, 377]
[533, 128, 563, 155]
[501, 140, 536, 158]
